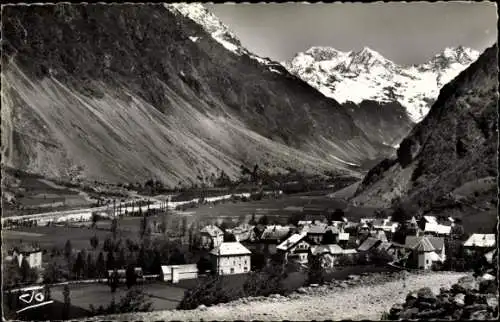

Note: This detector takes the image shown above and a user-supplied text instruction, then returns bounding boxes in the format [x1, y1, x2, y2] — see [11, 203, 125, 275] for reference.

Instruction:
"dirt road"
[94, 272, 467, 321]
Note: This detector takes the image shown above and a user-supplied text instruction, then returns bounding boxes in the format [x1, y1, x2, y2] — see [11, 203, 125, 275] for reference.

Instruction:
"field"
[2, 172, 96, 217]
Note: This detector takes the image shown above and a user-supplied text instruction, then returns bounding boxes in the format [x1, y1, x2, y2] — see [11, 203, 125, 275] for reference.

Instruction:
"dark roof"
[358, 237, 381, 252]
[405, 236, 444, 252]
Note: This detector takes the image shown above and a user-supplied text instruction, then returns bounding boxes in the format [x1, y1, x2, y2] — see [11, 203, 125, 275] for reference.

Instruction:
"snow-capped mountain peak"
[283, 45, 480, 122]
[165, 3, 278, 68]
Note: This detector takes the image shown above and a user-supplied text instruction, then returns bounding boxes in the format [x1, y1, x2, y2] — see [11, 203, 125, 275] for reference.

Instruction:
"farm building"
[210, 242, 252, 275]
[226, 224, 256, 242]
[161, 264, 198, 283]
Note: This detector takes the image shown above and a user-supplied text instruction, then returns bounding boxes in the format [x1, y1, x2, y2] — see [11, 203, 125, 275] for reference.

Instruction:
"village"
[3, 188, 497, 319]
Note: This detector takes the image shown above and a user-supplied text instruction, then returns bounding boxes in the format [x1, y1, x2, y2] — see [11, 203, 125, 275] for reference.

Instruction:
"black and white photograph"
[1, 1, 498, 320]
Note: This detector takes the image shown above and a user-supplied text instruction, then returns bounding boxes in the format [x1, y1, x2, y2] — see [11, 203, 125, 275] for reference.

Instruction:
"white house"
[210, 242, 252, 275]
[277, 232, 311, 264]
[161, 264, 198, 283]
[12, 246, 43, 269]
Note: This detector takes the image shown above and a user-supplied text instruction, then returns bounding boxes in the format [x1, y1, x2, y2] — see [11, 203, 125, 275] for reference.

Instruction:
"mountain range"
[1, 3, 408, 187]
[1, 3, 489, 192]
[351, 43, 498, 227]
[283, 45, 479, 122]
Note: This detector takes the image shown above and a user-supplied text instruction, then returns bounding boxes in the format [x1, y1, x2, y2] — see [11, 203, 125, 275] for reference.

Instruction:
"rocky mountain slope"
[351, 44, 498, 219]
[284, 46, 480, 122]
[1, 4, 397, 187]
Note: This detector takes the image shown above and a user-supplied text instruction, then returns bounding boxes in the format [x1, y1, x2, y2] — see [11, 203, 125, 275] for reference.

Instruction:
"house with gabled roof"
[199, 224, 224, 249]
[277, 232, 311, 264]
[310, 244, 345, 268]
[405, 235, 445, 269]
[464, 234, 496, 250]
[259, 225, 292, 244]
[210, 242, 252, 275]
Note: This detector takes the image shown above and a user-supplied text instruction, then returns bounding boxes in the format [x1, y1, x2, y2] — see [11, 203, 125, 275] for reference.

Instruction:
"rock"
[465, 303, 489, 314]
[479, 278, 497, 293]
[400, 307, 419, 319]
[469, 310, 490, 320]
[347, 274, 360, 281]
[339, 282, 348, 288]
[452, 308, 463, 320]
[486, 295, 498, 311]
[416, 308, 446, 319]
[457, 275, 479, 291]
[406, 291, 418, 302]
[390, 303, 404, 316]
[310, 283, 319, 287]
[418, 301, 435, 310]
[197, 304, 207, 310]
[453, 293, 466, 307]
[270, 294, 282, 299]
[418, 287, 437, 303]
[297, 287, 308, 294]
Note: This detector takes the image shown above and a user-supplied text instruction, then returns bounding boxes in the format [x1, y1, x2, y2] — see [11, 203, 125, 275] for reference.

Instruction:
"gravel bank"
[93, 271, 467, 321]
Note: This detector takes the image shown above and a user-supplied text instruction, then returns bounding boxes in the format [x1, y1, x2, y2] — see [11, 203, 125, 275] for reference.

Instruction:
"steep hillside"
[1, 4, 393, 187]
[351, 44, 498, 219]
[284, 46, 479, 122]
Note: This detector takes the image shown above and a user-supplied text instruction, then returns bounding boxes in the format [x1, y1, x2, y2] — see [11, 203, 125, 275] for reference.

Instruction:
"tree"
[249, 213, 257, 225]
[125, 265, 137, 289]
[86, 253, 95, 278]
[44, 258, 64, 284]
[90, 235, 99, 250]
[223, 232, 237, 242]
[197, 256, 213, 274]
[20, 257, 38, 284]
[44, 284, 51, 301]
[91, 212, 100, 229]
[329, 208, 345, 223]
[73, 251, 85, 279]
[96, 252, 106, 278]
[62, 285, 71, 319]
[103, 237, 114, 252]
[181, 217, 188, 237]
[258, 215, 269, 226]
[3, 260, 22, 288]
[117, 247, 126, 269]
[106, 252, 116, 271]
[322, 230, 337, 244]
[115, 287, 152, 313]
[139, 216, 148, 239]
[64, 240, 73, 260]
[111, 218, 118, 240]
[307, 253, 325, 285]
[109, 270, 119, 293]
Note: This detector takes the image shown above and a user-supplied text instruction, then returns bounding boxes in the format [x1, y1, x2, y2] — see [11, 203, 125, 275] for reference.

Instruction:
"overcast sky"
[206, 2, 497, 65]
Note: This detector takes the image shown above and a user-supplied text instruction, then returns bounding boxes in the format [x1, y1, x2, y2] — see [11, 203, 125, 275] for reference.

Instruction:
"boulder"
[456, 275, 479, 291]
[469, 309, 491, 320]
[417, 287, 437, 303]
[297, 287, 308, 294]
[197, 304, 207, 310]
[486, 294, 498, 311]
[399, 307, 419, 319]
[389, 303, 404, 316]
[347, 274, 360, 281]
[479, 278, 497, 294]
[418, 301, 435, 310]
[451, 308, 463, 320]
[416, 308, 446, 319]
[406, 291, 418, 302]
[453, 293, 466, 307]
[464, 303, 489, 313]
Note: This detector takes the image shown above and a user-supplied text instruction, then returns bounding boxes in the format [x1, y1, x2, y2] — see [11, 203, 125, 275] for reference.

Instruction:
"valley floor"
[91, 271, 466, 321]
